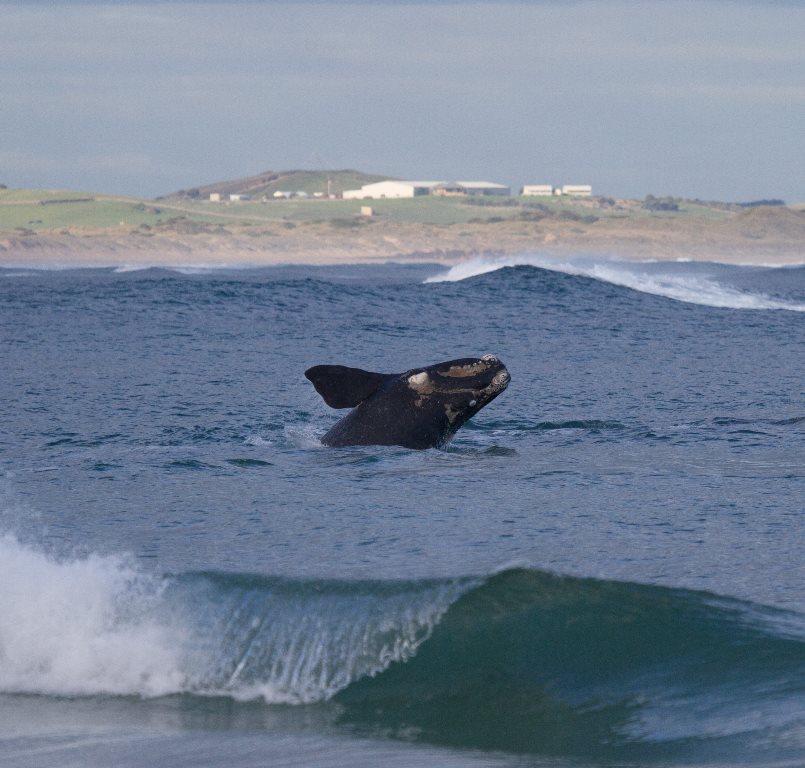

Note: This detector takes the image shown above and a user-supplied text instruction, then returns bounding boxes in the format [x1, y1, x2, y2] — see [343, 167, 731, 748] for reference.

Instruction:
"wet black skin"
[305, 356, 510, 449]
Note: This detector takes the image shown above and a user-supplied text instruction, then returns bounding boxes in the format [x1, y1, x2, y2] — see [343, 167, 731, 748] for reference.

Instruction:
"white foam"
[426, 254, 805, 312]
[283, 424, 326, 449]
[111, 264, 240, 274]
[244, 434, 272, 447]
[0, 535, 185, 697]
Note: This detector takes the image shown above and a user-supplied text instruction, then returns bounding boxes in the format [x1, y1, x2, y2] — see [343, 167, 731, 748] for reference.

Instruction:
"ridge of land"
[1, 184, 803, 267]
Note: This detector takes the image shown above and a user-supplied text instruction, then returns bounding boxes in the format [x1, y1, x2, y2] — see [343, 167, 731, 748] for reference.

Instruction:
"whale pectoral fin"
[305, 365, 392, 409]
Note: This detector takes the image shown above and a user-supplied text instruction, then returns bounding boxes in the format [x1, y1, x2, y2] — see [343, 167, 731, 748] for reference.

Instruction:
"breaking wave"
[426, 254, 805, 311]
[2, 535, 805, 761]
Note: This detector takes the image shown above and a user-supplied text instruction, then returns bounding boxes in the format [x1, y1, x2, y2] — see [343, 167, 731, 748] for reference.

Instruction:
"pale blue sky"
[2, 1, 804, 201]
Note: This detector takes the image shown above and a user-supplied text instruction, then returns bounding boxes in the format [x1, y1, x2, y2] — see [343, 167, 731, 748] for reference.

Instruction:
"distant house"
[561, 185, 592, 197]
[521, 185, 554, 197]
[209, 193, 222, 202]
[273, 191, 293, 199]
[229, 193, 252, 202]
[343, 180, 510, 200]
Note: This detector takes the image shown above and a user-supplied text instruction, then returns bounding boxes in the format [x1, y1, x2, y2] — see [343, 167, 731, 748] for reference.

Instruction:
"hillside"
[163, 169, 390, 201]
[2, 183, 804, 268]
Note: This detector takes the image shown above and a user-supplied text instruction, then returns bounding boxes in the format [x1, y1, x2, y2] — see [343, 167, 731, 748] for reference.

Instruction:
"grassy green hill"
[7, 182, 797, 237]
[163, 169, 390, 201]
[0, 188, 235, 233]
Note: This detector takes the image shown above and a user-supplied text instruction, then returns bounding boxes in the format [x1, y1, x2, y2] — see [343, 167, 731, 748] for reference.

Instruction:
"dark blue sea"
[1, 254, 804, 768]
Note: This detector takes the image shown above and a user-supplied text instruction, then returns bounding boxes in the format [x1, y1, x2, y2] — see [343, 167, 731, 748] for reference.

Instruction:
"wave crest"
[2, 537, 805, 759]
[0, 536, 468, 703]
[426, 255, 805, 311]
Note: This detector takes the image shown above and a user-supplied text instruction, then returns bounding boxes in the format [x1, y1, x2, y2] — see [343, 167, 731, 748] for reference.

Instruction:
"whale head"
[404, 354, 510, 431]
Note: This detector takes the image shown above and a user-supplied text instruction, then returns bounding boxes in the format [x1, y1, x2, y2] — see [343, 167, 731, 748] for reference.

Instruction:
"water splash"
[0, 535, 184, 697]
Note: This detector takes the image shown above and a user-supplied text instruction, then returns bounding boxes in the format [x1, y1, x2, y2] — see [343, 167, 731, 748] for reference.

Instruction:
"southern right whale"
[305, 354, 510, 449]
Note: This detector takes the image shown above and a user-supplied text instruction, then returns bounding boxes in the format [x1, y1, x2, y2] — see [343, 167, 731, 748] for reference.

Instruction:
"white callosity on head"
[490, 370, 510, 392]
[407, 371, 432, 393]
[444, 403, 461, 423]
[471, 370, 510, 404]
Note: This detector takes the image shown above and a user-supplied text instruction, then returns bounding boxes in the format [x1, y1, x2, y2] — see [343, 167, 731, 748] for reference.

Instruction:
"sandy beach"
[2, 205, 804, 269]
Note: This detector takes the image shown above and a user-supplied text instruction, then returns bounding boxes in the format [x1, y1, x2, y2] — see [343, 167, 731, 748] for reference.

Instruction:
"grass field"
[0, 191, 242, 232]
[176, 196, 532, 225]
[0, 187, 738, 234]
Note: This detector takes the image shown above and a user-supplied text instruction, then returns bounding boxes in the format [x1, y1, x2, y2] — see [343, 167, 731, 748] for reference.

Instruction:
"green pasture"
[0, 187, 736, 233]
[181, 196, 530, 225]
[0, 188, 96, 204]
[1, 189, 524, 231]
[518, 195, 731, 220]
[0, 193, 239, 232]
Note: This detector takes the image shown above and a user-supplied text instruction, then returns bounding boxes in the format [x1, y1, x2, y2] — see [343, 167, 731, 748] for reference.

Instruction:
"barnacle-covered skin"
[305, 355, 510, 449]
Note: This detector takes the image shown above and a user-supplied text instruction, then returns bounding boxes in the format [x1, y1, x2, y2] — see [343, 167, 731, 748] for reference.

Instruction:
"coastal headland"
[2, 175, 803, 268]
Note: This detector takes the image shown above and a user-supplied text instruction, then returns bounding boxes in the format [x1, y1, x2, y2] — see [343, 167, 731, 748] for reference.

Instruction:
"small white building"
[209, 193, 222, 202]
[521, 185, 554, 197]
[229, 193, 252, 202]
[561, 185, 592, 197]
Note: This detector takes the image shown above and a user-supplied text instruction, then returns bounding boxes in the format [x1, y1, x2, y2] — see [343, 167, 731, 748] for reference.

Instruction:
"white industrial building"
[561, 185, 592, 197]
[521, 185, 554, 197]
[521, 184, 593, 197]
[343, 180, 510, 199]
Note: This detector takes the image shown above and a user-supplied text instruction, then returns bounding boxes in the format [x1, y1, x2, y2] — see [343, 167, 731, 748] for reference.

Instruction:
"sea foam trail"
[425, 255, 805, 311]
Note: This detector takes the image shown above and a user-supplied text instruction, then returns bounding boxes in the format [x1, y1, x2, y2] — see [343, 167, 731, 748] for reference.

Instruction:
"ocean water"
[0, 254, 804, 768]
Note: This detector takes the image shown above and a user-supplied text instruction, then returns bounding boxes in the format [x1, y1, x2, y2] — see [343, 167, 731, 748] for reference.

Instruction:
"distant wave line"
[425, 254, 805, 312]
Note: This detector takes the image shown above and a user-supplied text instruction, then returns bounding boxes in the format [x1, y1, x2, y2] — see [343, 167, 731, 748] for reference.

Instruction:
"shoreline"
[1, 215, 804, 269]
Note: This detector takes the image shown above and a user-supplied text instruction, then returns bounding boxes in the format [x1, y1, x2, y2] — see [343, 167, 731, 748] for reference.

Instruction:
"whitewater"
[425, 253, 805, 311]
[1, 257, 804, 767]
